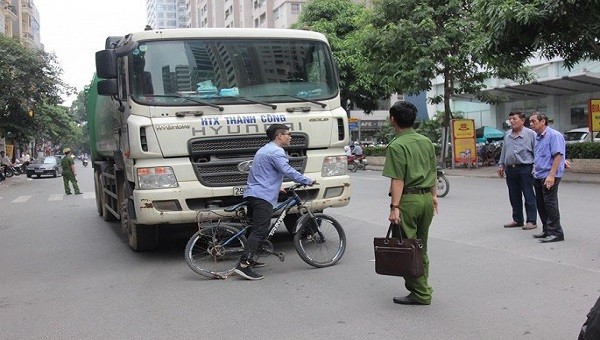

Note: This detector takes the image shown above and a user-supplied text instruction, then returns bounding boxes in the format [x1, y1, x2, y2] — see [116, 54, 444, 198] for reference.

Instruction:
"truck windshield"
[128, 38, 338, 106]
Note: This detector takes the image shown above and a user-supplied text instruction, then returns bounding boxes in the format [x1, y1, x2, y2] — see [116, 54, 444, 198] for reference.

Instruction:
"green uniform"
[60, 155, 81, 195]
[382, 128, 437, 304]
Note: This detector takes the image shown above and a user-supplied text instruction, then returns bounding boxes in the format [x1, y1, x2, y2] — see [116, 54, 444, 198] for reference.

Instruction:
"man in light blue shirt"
[529, 112, 566, 243]
[235, 124, 314, 280]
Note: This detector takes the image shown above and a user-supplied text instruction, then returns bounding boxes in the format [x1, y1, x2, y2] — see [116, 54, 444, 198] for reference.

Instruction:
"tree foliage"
[475, 0, 600, 70]
[361, 0, 528, 161]
[293, 0, 392, 114]
[0, 35, 74, 149]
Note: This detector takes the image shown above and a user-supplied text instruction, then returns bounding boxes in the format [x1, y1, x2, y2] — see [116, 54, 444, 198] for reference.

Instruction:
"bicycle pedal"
[276, 252, 285, 262]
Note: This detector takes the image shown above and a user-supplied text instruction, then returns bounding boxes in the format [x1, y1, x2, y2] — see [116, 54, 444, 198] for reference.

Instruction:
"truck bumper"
[132, 176, 351, 225]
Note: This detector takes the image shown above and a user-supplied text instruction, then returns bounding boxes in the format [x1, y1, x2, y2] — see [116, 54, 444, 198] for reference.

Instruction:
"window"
[291, 3, 301, 14]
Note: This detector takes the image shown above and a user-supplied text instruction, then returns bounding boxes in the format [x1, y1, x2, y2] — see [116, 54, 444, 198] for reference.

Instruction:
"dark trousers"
[505, 165, 537, 224]
[534, 178, 564, 237]
[241, 197, 273, 261]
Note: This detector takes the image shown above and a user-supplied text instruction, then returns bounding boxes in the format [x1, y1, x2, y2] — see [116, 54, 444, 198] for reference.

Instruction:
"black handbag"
[374, 223, 424, 278]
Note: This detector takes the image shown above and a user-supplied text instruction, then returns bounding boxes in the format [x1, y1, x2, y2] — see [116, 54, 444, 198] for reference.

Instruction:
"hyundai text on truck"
[87, 28, 351, 251]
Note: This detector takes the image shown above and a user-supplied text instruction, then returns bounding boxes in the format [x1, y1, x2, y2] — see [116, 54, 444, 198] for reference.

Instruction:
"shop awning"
[457, 72, 600, 102]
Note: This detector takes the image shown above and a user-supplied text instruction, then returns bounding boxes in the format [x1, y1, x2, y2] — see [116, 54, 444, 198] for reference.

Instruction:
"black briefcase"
[374, 223, 424, 278]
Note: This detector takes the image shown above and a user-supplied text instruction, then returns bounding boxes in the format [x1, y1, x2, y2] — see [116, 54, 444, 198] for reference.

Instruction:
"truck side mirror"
[97, 79, 118, 96]
[96, 49, 117, 79]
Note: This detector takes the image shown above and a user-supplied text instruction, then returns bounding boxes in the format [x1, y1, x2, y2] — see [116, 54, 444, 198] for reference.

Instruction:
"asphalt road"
[1, 165, 598, 339]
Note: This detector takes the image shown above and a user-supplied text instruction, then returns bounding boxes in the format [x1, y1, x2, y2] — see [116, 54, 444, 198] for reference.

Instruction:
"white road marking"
[11, 196, 32, 203]
[49, 194, 63, 201]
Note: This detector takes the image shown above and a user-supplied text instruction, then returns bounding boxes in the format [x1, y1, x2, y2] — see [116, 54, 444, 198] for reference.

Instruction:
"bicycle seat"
[224, 201, 248, 213]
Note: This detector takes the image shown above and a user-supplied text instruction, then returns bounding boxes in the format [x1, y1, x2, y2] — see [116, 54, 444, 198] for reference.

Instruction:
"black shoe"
[393, 295, 430, 305]
[532, 232, 548, 239]
[248, 259, 266, 268]
[539, 235, 564, 243]
[74, 192, 83, 195]
[65, 192, 72, 195]
[234, 262, 263, 280]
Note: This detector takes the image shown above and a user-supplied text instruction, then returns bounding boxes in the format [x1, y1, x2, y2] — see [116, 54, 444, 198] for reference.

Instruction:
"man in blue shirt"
[497, 111, 537, 230]
[234, 124, 315, 280]
[529, 112, 566, 243]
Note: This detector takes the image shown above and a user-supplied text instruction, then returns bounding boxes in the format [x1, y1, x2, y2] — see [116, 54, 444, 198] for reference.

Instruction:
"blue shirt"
[498, 128, 536, 166]
[244, 141, 313, 207]
[533, 126, 566, 179]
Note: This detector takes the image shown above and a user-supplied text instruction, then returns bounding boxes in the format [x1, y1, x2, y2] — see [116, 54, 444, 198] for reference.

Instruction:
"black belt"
[403, 187, 429, 194]
[506, 163, 532, 168]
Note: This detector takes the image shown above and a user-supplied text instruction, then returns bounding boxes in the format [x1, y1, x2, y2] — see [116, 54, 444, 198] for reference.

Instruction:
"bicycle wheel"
[436, 174, 450, 198]
[184, 224, 247, 279]
[294, 213, 346, 268]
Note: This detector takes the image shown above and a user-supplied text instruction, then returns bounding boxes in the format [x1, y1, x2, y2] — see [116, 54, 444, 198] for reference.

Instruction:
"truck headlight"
[137, 166, 178, 189]
[321, 156, 348, 177]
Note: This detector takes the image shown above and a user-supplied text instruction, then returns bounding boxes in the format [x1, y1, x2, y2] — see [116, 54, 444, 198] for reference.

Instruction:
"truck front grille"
[188, 134, 308, 187]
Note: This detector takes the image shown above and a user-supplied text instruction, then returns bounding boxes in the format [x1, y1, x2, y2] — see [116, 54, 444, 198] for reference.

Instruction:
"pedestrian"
[579, 295, 600, 339]
[60, 148, 82, 195]
[382, 101, 438, 305]
[1, 151, 11, 179]
[234, 124, 315, 280]
[528, 112, 566, 243]
[497, 111, 537, 230]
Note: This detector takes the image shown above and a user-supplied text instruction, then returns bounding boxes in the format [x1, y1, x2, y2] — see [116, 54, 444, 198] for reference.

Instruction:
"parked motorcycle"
[347, 155, 368, 172]
[436, 168, 450, 198]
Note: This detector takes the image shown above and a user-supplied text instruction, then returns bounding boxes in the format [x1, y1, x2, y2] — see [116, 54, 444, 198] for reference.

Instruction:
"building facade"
[1, 0, 42, 48]
[1, 0, 42, 155]
[427, 58, 600, 135]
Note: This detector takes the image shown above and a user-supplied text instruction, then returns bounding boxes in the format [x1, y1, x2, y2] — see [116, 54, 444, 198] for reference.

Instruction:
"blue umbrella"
[476, 126, 505, 143]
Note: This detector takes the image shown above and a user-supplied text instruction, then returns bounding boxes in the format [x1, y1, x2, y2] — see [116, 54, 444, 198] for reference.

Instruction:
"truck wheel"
[120, 182, 158, 251]
[127, 222, 159, 252]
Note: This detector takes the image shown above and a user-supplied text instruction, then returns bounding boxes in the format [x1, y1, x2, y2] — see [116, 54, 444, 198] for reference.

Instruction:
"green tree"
[474, 0, 600, 69]
[0, 35, 73, 149]
[293, 0, 392, 114]
[362, 0, 528, 162]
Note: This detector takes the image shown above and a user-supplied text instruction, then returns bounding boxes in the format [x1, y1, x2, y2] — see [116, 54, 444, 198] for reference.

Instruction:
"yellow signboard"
[452, 119, 475, 138]
[589, 99, 600, 131]
[451, 119, 477, 164]
[348, 117, 360, 123]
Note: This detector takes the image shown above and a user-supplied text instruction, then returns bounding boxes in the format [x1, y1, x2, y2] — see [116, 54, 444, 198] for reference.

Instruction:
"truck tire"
[121, 182, 158, 251]
[127, 222, 159, 252]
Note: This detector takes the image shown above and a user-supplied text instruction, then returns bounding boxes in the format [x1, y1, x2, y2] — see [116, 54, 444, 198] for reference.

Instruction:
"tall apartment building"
[148, 0, 371, 29]
[147, 0, 192, 29]
[1, 0, 42, 48]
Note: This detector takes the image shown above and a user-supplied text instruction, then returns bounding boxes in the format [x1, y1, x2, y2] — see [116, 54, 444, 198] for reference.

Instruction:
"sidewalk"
[367, 163, 600, 185]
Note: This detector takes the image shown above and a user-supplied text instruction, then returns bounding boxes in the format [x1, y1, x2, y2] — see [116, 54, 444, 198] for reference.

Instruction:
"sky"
[35, 0, 147, 105]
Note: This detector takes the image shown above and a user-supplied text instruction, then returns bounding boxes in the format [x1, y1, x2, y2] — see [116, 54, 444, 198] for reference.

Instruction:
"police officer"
[61, 148, 82, 195]
[382, 101, 439, 306]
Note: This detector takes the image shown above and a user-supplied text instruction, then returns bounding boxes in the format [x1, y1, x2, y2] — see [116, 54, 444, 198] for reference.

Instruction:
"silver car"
[26, 156, 63, 178]
[564, 127, 600, 144]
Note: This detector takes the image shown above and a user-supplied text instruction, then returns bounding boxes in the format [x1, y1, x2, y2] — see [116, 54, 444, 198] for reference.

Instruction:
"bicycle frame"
[218, 188, 309, 247]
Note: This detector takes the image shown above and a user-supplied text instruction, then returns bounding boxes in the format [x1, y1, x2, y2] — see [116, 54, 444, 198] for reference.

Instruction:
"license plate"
[233, 186, 246, 196]
[36, 170, 44, 173]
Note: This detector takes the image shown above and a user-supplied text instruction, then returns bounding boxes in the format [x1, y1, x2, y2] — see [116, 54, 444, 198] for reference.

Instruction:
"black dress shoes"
[539, 235, 564, 243]
[393, 295, 430, 305]
[532, 232, 548, 239]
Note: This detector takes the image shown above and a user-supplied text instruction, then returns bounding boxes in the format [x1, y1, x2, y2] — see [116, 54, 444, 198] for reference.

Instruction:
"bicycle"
[184, 183, 347, 279]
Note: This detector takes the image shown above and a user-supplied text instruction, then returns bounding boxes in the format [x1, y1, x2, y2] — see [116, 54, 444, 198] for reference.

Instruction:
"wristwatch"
[390, 204, 400, 209]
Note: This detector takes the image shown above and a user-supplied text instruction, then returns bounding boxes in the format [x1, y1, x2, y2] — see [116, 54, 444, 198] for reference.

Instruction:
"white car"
[564, 127, 600, 144]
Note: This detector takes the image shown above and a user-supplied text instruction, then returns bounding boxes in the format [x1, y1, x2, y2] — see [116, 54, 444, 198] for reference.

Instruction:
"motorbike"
[436, 168, 450, 197]
[82, 159, 89, 167]
[1, 164, 17, 178]
[347, 155, 368, 172]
